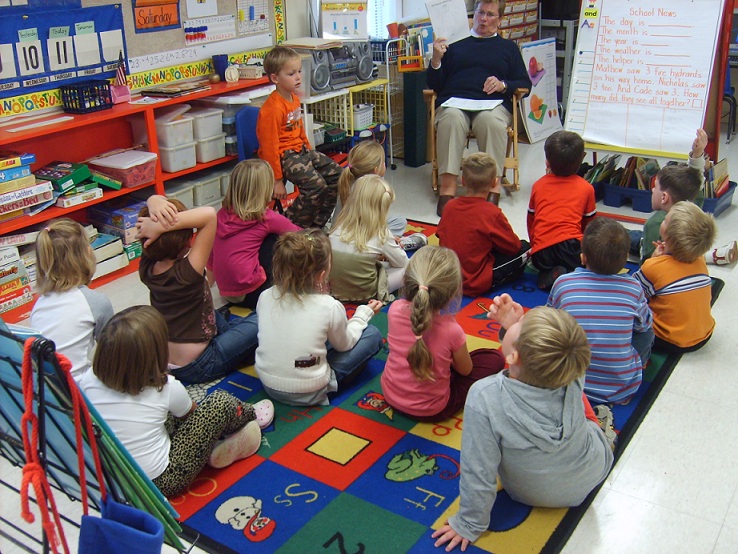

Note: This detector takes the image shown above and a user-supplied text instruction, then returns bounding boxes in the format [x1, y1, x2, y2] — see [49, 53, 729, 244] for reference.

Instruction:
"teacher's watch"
[501, 81, 508, 93]
[225, 65, 240, 83]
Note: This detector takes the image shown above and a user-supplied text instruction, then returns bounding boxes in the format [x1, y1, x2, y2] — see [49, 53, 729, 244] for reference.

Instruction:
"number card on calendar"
[0, 4, 126, 96]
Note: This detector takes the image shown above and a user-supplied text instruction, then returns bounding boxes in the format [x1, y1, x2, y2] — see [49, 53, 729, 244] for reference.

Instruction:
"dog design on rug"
[215, 495, 276, 542]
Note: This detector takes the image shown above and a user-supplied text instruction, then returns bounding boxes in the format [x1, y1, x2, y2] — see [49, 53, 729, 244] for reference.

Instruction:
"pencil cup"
[212, 55, 229, 80]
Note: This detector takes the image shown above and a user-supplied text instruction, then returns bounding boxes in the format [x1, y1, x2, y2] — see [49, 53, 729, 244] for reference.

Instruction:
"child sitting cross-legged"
[255, 229, 384, 406]
[137, 196, 259, 384]
[634, 201, 717, 354]
[432, 297, 614, 551]
[548, 217, 654, 405]
[329, 175, 419, 302]
[437, 152, 530, 296]
[80, 306, 273, 498]
[381, 246, 506, 422]
[208, 159, 300, 309]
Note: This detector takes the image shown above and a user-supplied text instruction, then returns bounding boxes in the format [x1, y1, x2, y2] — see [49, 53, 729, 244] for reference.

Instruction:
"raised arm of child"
[146, 194, 180, 228]
[137, 195, 217, 275]
[486, 293, 525, 330]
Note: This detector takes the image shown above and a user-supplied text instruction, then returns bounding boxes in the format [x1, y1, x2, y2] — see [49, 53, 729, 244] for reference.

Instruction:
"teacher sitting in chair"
[428, 0, 531, 217]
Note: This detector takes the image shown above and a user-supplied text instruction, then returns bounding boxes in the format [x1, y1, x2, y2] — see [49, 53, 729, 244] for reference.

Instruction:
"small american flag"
[115, 51, 127, 87]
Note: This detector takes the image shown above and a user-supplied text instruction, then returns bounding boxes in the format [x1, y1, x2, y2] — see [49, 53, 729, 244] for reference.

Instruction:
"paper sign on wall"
[321, 1, 368, 40]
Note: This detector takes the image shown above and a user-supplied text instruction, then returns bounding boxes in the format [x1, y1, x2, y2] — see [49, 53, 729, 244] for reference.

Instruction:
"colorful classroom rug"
[176, 220, 724, 554]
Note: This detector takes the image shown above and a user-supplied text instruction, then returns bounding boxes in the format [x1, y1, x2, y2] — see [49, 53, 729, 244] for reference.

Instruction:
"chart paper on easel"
[565, 0, 725, 156]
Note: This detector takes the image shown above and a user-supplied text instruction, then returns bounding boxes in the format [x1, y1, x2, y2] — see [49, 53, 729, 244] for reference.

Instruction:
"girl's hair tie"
[347, 163, 352, 169]
[414, 335, 423, 341]
[44, 227, 51, 232]
[418, 285, 428, 291]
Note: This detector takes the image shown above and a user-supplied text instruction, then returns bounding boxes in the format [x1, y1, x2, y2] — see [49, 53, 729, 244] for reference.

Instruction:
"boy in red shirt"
[256, 46, 342, 229]
[437, 152, 530, 297]
[527, 130, 596, 290]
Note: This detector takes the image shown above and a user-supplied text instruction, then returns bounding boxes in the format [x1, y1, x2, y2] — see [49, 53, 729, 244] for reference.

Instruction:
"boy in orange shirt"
[527, 130, 596, 291]
[256, 46, 342, 229]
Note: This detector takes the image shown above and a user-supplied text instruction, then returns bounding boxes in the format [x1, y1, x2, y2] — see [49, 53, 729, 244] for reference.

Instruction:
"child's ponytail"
[338, 140, 385, 205]
[403, 246, 463, 382]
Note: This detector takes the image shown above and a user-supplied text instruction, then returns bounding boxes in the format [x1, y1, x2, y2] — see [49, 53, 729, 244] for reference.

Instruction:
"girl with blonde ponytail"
[381, 246, 505, 421]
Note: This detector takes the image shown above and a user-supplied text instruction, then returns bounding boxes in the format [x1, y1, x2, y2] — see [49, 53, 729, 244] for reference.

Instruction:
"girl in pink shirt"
[380, 247, 505, 421]
[208, 159, 300, 308]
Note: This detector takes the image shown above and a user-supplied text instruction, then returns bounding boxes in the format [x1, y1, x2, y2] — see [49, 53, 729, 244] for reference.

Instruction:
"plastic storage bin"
[353, 104, 374, 130]
[188, 108, 224, 139]
[60, 80, 112, 114]
[87, 150, 158, 187]
[196, 133, 226, 163]
[156, 116, 194, 148]
[702, 182, 736, 217]
[165, 182, 195, 209]
[160, 142, 197, 173]
[222, 116, 236, 136]
[193, 175, 222, 206]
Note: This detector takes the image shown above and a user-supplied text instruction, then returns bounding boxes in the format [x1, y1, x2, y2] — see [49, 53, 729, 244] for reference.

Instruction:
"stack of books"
[34, 160, 107, 209]
[703, 158, 731, 199]
[90, 230, 129, 280]
[0, 151, 53, 222]
[0, 244, 33, 315]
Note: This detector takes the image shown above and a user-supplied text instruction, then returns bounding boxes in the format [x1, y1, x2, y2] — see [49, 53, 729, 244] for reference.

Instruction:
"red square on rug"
[270, 407, 405, 490]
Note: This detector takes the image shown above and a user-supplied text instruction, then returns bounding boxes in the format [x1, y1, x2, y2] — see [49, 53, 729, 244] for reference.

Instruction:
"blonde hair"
[403, 246, 463, 382]
[93, 306, 169, 395]
[272, 229, 331, 299]
[338, 141, 385, 205]
[264, 45, 300, 78]
[35, 219, 96, 295]
[461, 152, 497, 193]
[664, 201, 716, 263]
[223, 159, 275, 221]
[515, 307, 590, 389]
[331, 175, 394, 252]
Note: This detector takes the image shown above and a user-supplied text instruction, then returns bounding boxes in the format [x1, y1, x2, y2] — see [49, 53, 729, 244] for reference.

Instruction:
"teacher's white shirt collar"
[471, 30, 498, 38]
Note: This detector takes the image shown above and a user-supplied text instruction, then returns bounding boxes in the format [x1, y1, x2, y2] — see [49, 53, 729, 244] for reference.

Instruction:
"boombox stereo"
[296, 41, 374, 96]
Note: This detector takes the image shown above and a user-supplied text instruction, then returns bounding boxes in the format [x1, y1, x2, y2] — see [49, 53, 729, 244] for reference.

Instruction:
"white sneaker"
[208, 420, 261, 468]
[706, 241, 737, 265]
[399, 233, 428, 251]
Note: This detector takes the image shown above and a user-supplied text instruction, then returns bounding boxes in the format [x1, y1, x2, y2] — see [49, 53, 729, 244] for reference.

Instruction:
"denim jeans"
[327, 324, 384, 388]
[629, 229, 643, 257]
[172, 310, 259, 384]
[632, 326, 655, 367]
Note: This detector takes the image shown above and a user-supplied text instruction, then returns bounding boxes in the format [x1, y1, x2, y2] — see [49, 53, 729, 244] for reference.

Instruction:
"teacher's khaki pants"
[435, 105, 511, 177]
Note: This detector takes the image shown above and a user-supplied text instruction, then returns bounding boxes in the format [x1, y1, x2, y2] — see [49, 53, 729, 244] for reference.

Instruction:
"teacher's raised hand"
[430, 38, 448, 70]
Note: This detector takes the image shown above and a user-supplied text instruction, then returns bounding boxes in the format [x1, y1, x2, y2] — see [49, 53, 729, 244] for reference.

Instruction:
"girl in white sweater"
[255, 229, 383, 406]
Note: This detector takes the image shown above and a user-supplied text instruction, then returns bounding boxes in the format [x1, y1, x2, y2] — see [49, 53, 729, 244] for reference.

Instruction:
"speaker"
[352, 41, 374, 83]
[308, 49, 331, 94]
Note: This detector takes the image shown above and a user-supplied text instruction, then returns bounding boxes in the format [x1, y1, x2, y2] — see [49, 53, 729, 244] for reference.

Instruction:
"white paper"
[99, 30, 124, 63]
[187, 0, 217, 18]
[73, 33, 100, 67]
[425, 0, 470, 45]
[441, 97, 502, 111]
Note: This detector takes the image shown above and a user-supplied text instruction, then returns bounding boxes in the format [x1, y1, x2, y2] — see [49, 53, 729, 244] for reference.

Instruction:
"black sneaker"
[537, 266, 566, 291]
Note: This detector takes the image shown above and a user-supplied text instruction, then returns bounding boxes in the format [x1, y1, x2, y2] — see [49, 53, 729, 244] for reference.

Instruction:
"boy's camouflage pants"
[281, 146, 342, 229]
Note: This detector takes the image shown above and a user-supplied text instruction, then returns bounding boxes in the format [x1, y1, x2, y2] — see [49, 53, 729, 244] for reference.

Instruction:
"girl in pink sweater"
[208, 159, 300, 308]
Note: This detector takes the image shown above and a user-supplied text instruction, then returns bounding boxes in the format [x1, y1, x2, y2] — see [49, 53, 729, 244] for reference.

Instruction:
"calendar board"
[0, 4, 125, 97]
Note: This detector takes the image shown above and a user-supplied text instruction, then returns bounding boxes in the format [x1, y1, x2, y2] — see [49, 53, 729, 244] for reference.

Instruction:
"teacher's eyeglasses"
[475, 10, 499, 18]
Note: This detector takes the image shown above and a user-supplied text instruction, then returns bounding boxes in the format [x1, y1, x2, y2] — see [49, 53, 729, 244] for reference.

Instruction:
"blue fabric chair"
[235, 105, 261, 160]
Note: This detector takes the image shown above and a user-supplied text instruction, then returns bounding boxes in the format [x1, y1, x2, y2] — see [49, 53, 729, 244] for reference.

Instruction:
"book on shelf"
[0, 189, 54, 215]
[715, 175, 732, 198]
[0, 284, 33, 315]
[18, 245, 35, 269]
[89, 170, 123, 190]
[0, 230, 40, 248]
[0, 180, 53, 206]
[0, 151, 35, 170]
[34, 161, 92, 193]
[66, 181, 100, 195]
[92, 251, 129, 280]
[141, 81, 211, 97]
[55, 187, 103, 208]
[91, 233, 124, 263]
[0, 165, 32, 184]
[25, 191, 63, 217]
[0, 246, 20, 267]
[0, 174, 35, 195]
[635, 158, 659, 191]
[0, 259, 29, 289]
[0, 208, 25, 223]
[123, 240, 142, 261]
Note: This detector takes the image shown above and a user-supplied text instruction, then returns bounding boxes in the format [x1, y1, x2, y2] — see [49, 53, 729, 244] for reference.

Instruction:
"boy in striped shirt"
[548, 217, 654, 404]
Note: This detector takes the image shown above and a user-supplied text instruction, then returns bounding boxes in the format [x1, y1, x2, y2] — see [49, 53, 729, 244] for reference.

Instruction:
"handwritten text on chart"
[590, 8, 705, 110]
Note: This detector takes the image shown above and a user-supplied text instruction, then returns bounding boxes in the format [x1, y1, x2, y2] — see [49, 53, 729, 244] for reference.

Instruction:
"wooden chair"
[423, 88, 528, 193]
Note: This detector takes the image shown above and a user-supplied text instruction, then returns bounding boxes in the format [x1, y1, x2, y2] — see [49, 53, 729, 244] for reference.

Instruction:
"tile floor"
[1, 130, 737, 553]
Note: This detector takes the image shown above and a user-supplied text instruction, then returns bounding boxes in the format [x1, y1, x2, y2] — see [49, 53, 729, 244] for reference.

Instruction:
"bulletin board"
[564, 0, 727, 158]
[0, 4, 125, 96]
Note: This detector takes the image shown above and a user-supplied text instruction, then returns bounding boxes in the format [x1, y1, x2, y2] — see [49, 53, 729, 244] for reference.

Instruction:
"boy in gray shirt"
[433, 296, 614, 551]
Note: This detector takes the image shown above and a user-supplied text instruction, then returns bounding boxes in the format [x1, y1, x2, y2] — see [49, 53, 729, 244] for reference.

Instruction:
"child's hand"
[366, 299, 383, 315]
[487, 293, 524, 329]
[432, 523, 470, 552]
[652, 240, 666, 257]
[692, 128, 707, 159]
[148, 195, 179, 228]
[274, 179, 287, 200]
[136, 216, 163, 248]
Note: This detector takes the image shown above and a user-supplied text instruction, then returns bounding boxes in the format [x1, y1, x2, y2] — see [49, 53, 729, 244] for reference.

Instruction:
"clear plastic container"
[156, 116, 194, 148]
[165, 182, 194, 209]
[195, 133, 226, 163]
[225, 135, 238, 156]
[159, 142, 197, 173]
[222, 116, 236, 136]
[188, 107, 224, 139]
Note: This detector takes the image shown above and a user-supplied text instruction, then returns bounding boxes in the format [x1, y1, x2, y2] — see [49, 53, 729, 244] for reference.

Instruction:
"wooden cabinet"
[0, 77, 269, 322]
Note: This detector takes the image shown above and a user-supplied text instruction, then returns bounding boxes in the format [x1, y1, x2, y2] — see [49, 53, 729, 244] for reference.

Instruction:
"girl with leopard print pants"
[79, 306, 274, 498]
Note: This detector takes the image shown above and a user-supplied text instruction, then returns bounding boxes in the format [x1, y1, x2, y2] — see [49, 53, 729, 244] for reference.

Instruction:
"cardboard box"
[87, 198, 147, 231]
